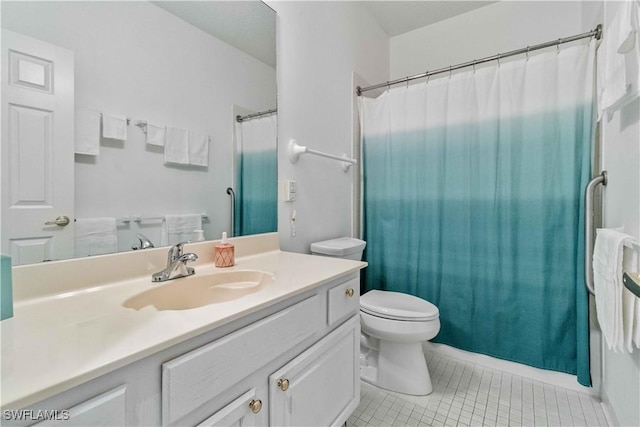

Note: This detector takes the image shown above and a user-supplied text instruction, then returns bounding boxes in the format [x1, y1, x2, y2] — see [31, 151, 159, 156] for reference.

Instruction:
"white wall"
[269, 1, 389, 253]
[390, 1, 588, 80]
[1, 1, 276, 252]
[593, 1, 640, 424]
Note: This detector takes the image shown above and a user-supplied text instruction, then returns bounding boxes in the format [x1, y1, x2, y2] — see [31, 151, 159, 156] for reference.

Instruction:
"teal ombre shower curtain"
[234, 114, 277, 236]
[360, 42, 595, 385]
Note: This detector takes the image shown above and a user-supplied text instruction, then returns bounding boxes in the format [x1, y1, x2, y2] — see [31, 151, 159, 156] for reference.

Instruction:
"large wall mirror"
[1, 1, 277, 265]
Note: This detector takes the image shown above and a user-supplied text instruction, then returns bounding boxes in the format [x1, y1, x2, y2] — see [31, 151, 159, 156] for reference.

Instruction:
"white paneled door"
[1, 30, 74, 265]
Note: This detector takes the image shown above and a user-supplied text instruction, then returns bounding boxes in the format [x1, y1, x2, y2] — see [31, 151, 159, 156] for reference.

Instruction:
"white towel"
[74, 217, 118, 257]
[161, 214, 202, 246]
[593, 229, 636, 352]
[146, 122, 165, 147]
[626, 252, 640, 350]
[102, 113, 128, 140]
[597, 1, 640, 118]
[164, 127, 189, 165]
[188, 131, 210, 167]
[74, 109, 101, 155]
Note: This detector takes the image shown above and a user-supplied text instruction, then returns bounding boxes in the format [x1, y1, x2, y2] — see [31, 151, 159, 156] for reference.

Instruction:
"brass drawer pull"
[345, 288, 355, 297]
[249, 399, 262, 413]
[277, 378, 290, 391]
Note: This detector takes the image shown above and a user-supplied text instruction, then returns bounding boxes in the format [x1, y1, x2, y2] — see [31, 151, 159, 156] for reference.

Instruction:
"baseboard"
[425, 342, 598, 396]
[599, 389, 620, 427]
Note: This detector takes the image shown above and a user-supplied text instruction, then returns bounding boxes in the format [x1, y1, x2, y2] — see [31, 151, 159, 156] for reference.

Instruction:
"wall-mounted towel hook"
[135, 121, 148, 134]
[288, 139, 357, 172]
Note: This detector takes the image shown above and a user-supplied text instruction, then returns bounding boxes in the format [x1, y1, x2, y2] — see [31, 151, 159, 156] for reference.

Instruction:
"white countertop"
[0, 236, 366, 410]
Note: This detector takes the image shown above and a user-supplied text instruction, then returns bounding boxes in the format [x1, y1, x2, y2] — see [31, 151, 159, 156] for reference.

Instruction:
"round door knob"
[44, 215, 70, 227]
[248, 399, 262, 414]
[345, 288, 355, 297]
[277, 378, 290, 391]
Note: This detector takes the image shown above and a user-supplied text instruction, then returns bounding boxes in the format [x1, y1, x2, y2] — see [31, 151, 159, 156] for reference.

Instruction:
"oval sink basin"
[123, 270, 274, 311]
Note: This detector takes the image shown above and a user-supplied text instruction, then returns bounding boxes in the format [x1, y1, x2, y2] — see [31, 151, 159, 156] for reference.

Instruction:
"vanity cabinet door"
[196, 389, 261, 427]
[268, 315, 359, 427]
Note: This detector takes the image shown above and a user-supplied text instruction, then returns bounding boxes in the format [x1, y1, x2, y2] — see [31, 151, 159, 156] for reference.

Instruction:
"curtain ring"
[497, 54, 501, 67]
[406, 78, 409, 89]
[386, 81, 390, 92]
[426, 72, 430, 85]
[473, 61, 476, 73]
[526, 46, 530, 61]
[449, 65, 452, 78]
[557, 39, 561, 54]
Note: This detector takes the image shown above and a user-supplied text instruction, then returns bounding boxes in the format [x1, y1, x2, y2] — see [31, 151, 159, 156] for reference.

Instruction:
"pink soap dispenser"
[214, 232, 235, 267]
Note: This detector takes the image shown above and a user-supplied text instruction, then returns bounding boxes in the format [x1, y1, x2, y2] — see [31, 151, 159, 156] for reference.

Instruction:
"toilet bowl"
[360, 290, 440, 395]
[310, 237, 441, 396]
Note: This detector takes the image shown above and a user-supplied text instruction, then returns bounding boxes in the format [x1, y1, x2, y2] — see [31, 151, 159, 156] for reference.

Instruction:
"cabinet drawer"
[33, 385, 126, 427]
[162, 295, 322, 426]
[327, 277, 359, 325]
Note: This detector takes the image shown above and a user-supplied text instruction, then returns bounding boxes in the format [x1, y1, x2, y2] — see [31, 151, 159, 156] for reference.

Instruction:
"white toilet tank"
[310, 237, 366, 261]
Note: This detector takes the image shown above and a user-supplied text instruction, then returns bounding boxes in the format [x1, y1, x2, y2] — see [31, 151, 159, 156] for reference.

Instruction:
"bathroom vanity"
[1, 233, 366, 426]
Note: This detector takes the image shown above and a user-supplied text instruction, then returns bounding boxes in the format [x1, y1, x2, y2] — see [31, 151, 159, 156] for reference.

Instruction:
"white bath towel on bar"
[75, 109, 101, 155]
[593, 228, 636, 352]
[188, 131, 210, 167]
[597, 0, 640, 117]
[102, 113, 128, 140]
[146, 122, 166, 147]
[164, 127, 189, 165]
[162, 214, 202, 246]
[74, 217, 118, 258]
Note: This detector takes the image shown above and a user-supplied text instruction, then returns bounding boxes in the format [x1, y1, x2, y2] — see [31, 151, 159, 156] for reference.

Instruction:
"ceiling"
[151, 1, 496, 68]
[361, 1, 497, 37]
[152, 1, 276, 68]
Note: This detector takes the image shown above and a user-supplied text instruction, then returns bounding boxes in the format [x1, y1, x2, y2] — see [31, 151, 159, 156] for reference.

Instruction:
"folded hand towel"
[146, 122, 166, 147]
[102, 113, 128, 140]
[164, 127, 189, 165]
[74, 217, 118, 257]
[162, 214, 202, 246]
[593, 229, 635, 352]
[75, 109, 101, 155]
[597, 1, 640, 118]
[188, 131, 210, 167]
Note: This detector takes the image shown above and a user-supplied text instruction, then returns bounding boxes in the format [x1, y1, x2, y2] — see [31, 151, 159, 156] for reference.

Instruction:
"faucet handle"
[168, 241, 190, 263]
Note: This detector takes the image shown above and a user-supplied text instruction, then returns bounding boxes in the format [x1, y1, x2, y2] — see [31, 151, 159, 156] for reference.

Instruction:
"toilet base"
[360, 337, 433, 395]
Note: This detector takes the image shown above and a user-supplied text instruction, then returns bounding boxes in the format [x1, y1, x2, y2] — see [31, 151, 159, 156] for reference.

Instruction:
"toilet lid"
[360, 290, 439, 321]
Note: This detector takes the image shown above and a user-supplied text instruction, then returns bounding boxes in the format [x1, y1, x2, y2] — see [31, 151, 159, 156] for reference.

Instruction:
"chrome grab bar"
[585, 171, 608, 295]
[226, 187, 235, 237]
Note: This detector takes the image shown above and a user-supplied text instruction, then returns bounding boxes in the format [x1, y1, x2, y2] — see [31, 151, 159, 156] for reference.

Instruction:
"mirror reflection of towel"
[164, 127, 189, 165]
[74, 218, 118, 257]
[162, 214, 202, 246]
[102, 113, 128, 140]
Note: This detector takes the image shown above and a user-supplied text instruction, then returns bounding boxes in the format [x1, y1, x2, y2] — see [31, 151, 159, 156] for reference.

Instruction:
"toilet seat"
[360, 290, 439, 321]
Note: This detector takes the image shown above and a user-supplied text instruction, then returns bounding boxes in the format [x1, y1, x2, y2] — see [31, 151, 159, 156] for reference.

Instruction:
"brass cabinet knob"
[249, 399, 262, 414]
[345, 288, 355, 297]
[277, 378, 290, 391]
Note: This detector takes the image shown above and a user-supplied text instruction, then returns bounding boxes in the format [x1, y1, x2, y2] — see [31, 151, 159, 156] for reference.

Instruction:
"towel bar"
[120, 213, 208, 224]
[623, 273, 640, 298]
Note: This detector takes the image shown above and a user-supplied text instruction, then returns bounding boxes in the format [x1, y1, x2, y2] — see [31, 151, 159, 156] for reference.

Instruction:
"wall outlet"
[283, 180, 297, 202]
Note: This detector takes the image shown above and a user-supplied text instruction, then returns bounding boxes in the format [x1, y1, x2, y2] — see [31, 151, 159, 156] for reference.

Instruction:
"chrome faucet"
[132, 233, 155, 250]
[152, 242, 198, 282]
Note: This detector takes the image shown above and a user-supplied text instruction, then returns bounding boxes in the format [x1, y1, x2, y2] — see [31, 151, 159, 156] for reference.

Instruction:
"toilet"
[310, 237, 441, 396]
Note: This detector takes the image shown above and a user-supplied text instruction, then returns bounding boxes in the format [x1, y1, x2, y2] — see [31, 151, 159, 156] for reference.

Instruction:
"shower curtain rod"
[236, 108, 277, 123]
[356, 25, 602, 96]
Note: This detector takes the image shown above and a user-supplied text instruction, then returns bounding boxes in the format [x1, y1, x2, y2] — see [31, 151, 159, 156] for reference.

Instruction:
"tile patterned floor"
[347, 350, 608, 427]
